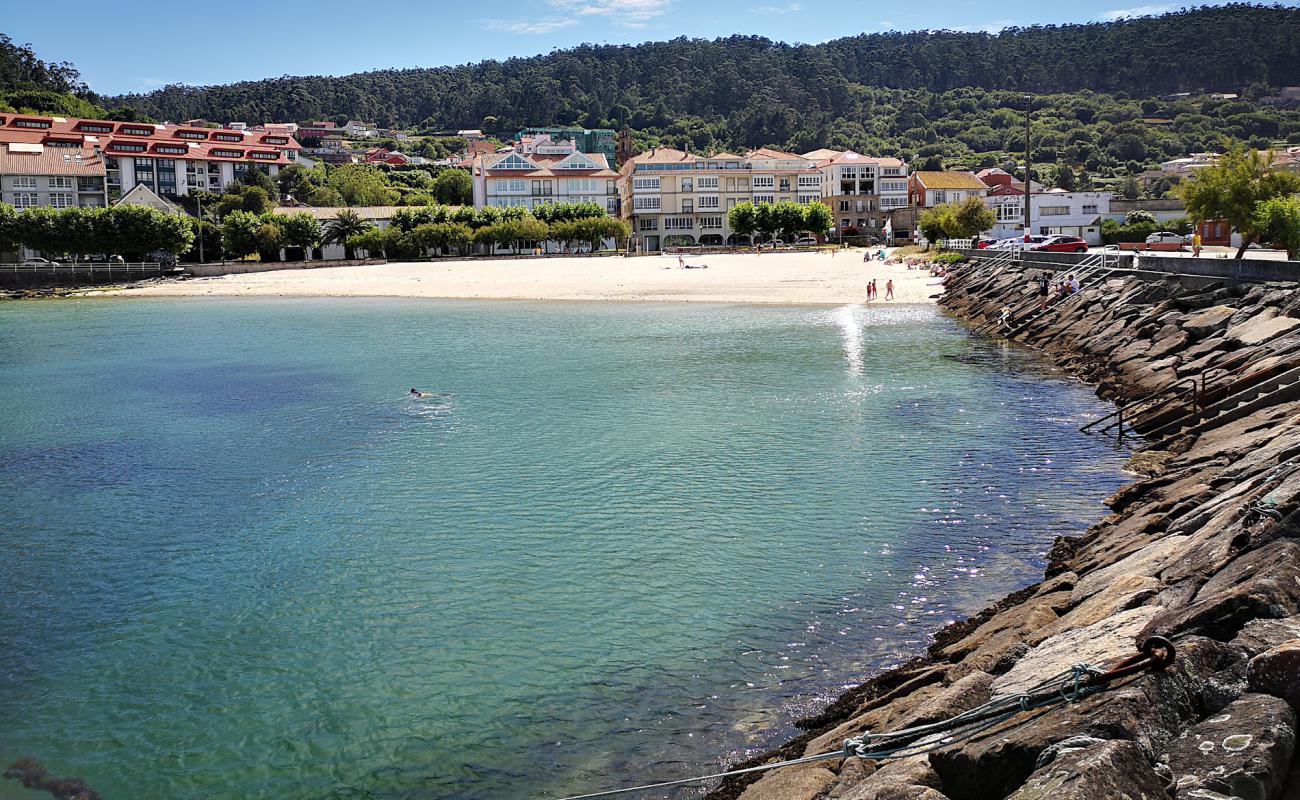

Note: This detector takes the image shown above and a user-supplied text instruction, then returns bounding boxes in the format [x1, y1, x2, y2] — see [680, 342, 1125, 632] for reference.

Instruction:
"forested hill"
[110, 4, 1300, 133]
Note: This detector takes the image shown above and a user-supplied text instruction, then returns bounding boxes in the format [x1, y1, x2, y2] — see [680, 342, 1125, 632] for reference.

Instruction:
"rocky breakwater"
[707, 264, 1300, 800]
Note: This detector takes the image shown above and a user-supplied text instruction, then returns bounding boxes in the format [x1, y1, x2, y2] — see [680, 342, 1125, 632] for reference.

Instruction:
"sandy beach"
[108, 250, 944, 305]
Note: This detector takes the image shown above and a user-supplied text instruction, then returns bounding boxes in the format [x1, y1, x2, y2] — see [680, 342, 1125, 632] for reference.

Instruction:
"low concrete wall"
[962, 248, 1298, 284]
[184, 258, 386, 277]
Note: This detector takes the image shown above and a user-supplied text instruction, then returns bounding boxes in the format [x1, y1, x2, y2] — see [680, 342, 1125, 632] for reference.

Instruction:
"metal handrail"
[1082, 377, 1202, 436]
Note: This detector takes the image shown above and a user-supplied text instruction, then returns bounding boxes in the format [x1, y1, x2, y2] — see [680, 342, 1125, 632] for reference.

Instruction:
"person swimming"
[410, 388, 430, 399]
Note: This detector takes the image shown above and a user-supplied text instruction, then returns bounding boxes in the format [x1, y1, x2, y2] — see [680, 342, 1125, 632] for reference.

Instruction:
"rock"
[825, 757, 876, 800]
[1161, 692, 1296, 800]
[1227, 313, 1300, 346]
[835, 756, 947, 800]
[993, 605, 1164, 697]
[895, 672, 995, 729]
[1070, 535, 1189, 605]
[737, 764, 837, 800]
[1028, 575, 1161, 646]
[1141, 541, 1300, 642]
[1233, 617, 1300, 657]
[937, 594, 1065, 671]
[1126, 450, 1179, 477]
[1247, 640, 1300, 712]
[1183, 305, 1237, 338]
[930, 637, 1239, 800]
[1004, 739, 1172, 800]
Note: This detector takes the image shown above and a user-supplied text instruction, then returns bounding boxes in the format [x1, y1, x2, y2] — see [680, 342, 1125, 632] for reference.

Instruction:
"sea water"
[0, 299, 1130, 800]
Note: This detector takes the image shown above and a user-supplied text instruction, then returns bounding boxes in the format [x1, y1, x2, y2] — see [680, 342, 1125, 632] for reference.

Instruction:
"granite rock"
[1247, 640, 1300, 712]
[1004, 739, 1172, 800]
[1161, 692, 1296, 800]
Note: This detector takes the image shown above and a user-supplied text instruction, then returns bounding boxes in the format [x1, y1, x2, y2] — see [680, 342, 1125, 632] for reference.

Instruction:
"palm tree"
[322, 209, 373, 259]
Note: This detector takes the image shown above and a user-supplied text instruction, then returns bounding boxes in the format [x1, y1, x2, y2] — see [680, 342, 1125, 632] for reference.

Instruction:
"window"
[931, 190, 946, 203]
[697, 176, 719, 189]
[79, 177, 103, 192]
[121, 126, 153, 136]
[49, 176, 73, 189]
[211, 149, 243, 159]
[680, 177, 693, 192]
[13, 119, 51, 128]
[840, 167, 857, 179]
[13, 192, 39, 208]
[798, 175, 820, 187]
[752, 175, 774, 189]
[78, 123, 114, 133]
[698, 196, 720, 209]
[880, 180, 907, 193]
[251, 151, 278, 160]
[12, 176, 37, 189]
[156, 145, 187, 155]
[798, 194, 820, 204]
[568, 178, 600, 193]
[633, 196, 661, 211]
[632, 176, 660, 191]
[50, 193, 75, 208]
[494, 179, 526, 194]
[214, 133, 242, 142]
[997, 204, 1022, 221]
[531, 179, 553, 196]
[839, 200, 849, 211]
[1082, 204, 1098, 215]
[638, 218, 659, 231]
[681, 199, 693, 213]
[841, 218, 850, 229]
[699, 216, 723, 229]
[263, 136, 288, 145]
[881, 197, 908, 209]
[778, 178, 791, 192]
[1040, 205, 1070, 216]
[177, 130, 208, 139]
[110, 142, 146, 152]
[753, 194, 774, 204]
[663, 217, 693, 230]
[46, 140, 82, 148]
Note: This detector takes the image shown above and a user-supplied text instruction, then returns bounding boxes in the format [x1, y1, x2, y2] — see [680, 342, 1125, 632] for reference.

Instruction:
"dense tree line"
[105, 6, 1300, 141]
[0, 204, 194, 260]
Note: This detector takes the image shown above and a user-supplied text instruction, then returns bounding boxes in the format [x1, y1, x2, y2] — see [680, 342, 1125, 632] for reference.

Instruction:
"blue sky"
[8, 0, 1214, 95]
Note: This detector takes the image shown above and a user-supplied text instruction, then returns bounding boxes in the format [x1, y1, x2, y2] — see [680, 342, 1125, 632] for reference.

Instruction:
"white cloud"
[1101, 3, 1176, 20]
[752, 2, 801, 13]
[481, 17, 578, 33]
[554, 0, 673, 26]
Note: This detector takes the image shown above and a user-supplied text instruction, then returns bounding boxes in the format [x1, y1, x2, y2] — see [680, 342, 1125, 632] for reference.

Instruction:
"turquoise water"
[0, 299, 1129, 800]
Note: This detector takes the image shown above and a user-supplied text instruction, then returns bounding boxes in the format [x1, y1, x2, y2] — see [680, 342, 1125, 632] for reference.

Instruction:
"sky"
[6, 0, 1230, 96]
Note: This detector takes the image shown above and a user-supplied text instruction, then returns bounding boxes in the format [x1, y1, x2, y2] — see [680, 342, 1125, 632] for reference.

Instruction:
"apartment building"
[810, 150, 908, 236]
[0, 114, 301, 205]
[518, 127, 617, 166]
[0, 142, 108, 209]
[617, 148, 825, 251]
[470, 149, 620, 214]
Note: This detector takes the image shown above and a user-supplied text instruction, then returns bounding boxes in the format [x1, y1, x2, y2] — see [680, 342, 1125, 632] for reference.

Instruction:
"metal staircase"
[1141, 361, 1300, 449]
[1000, 258, 1119, 338]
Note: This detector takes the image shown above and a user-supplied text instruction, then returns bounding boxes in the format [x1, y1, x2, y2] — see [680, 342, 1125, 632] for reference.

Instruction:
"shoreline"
[82, 251, 945, 306]
[703, 263, 1300, 800]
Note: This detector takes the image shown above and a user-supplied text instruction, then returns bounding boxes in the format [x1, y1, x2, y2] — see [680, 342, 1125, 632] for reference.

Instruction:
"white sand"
[110, 250, 945, 305]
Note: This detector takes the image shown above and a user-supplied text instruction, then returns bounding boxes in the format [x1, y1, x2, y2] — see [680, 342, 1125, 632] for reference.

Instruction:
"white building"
[810, 150, 908, 235]
[989, 189, 1111, 244]
[470, 149, 620, 214]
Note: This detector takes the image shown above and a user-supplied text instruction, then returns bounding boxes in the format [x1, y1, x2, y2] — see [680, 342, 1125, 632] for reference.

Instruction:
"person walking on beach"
[885, 279, 894, 301]
[678, 253, 685, 269]
[1192, 231, 1202, 257]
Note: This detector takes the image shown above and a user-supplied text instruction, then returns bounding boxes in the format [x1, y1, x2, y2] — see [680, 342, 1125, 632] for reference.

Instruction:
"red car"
[1031, 235, 1089, 253]
[974, 237, 999, 249]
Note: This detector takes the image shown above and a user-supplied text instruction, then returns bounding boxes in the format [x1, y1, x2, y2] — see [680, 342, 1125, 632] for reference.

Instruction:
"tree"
[276, 163, 322, 202]
[728, 202, 756, 240]
[307, 186, 345, 207]
[417, 222, 473, 256]
[278, 212, 322, 255]
[0, 203, 17, 255]
[1178, 144, 1300, 258]
[948, 197, 996, 238]
[1119, 175, 1141, 200]
[1252, 196, 1300, 260]
[770, 201, 808, 241]
[1054, 165, 1077, 191]
[803, 202, 834, 237]
[237, 166, 280, 200]
[432, 169, 473, 205]
[221, 210, 263, 259]
[322, 209, 374, 259]
[217, 186, 271, 218]
[917, 206, 948, 247]
[327, 164, 399, 206]
[255, 220, 285, 262]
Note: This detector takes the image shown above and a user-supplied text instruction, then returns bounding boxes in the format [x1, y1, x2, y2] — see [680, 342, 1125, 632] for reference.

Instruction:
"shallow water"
[0, 299, 1129, 800]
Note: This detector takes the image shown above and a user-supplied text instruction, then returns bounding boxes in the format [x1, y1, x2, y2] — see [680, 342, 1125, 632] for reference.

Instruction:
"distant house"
[908, 171, 988, 208]
[457, 129, 486, 141]
[344, 120, 377, 138]
[114, 183, 184, 215]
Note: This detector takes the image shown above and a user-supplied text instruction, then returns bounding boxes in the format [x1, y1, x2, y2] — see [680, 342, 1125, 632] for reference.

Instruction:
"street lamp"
[1023, 94, 1033, 243]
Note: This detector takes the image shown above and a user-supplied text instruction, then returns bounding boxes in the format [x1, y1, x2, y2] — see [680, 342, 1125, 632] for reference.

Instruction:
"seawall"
[704, 262, 1300, 800]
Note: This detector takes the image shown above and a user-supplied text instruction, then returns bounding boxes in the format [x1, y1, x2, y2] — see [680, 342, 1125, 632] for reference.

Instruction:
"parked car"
[1031, 235, 1089, 253]
[794, 237, 818, 246]
[974, 237, 1000, 249]
[20, 257, 60, 266]
[989, 235, 1049, 250]
[1145, 231, 1189, 245]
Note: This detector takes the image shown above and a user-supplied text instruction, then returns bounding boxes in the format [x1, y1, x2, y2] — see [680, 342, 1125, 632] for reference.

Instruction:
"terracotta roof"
[746, 147, 806, 161]
[818, 151, 904, 168]
[802, 148, 842, 161]
[0, 143, 106, 176]
[0, 113, 300, 165]
[626, 148, 698, 165]
[708, 152, 743, 160]
[912, 171, 988, 190]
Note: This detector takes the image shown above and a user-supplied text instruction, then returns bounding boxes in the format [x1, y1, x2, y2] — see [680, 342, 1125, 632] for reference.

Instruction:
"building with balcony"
[617, 147, 827, 251]
[517, 127, 617, 166]
[810, 150, 908, 236]
[0, 141, 108, 210]
[470, 149, 620, 214]
[987, 189, 1111, 244]
[0, 114, 301, 204]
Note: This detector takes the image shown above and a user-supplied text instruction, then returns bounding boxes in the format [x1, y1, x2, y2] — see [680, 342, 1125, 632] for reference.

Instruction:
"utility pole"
[196, 193, 205, 263]
[1023, 94, 1033, 243]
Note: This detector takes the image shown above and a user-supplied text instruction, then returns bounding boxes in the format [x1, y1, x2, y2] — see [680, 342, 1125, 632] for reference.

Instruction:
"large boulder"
[1004, 739, 1172, 800]
[1140, 541, 1300, 642]
[1227, 312, 1300, 347]
[1232, 617, 1300, 658]
[834, 756, 949, 800]
[1247, 640, 1300, 713]
[737, 764, 837, 800]
[1161, 692, 1296, 800]
[993, 606, 1164, 697]
[1182, 305, 1236, 338]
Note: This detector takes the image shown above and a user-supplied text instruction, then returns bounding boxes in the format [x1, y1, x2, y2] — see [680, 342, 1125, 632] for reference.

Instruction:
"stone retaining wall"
[705, 264, 1300, 800]
[183, 258, 387, 277]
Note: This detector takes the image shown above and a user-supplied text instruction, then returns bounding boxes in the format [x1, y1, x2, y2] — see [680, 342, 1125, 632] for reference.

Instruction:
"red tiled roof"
[0, 114, 301, 165]
[0, 143, 107, 176]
